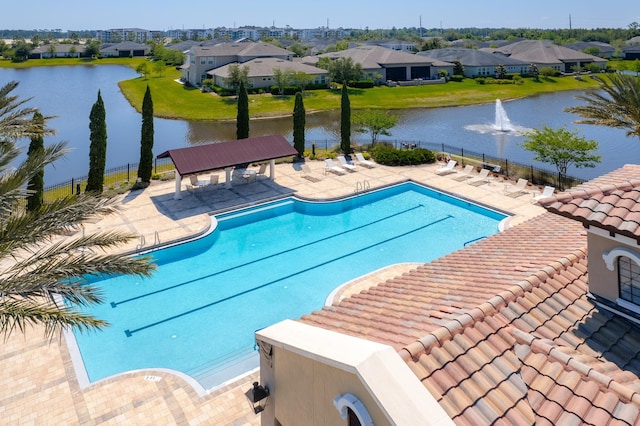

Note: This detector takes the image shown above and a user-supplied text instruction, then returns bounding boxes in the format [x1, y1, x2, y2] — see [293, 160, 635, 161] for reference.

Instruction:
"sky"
[3, 1, 639, 32]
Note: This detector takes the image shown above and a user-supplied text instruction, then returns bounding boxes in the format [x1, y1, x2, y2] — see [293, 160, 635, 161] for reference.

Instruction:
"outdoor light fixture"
[245, 381, 270, 414]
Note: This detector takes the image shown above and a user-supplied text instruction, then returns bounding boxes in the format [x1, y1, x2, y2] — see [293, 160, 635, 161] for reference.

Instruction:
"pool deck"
[1, 160, 546, 425]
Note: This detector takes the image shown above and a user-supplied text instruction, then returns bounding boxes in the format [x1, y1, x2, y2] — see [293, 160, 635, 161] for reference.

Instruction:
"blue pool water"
[72, 182, 506, 388]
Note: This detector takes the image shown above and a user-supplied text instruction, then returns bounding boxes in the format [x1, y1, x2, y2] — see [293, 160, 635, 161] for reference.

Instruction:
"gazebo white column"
[225, 167, 233, 188]
[269, 159, 276, 180]
[174, 171, 183, 200]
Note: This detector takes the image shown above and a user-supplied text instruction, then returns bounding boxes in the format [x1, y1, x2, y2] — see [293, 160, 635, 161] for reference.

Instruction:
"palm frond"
[0, 298, 108, 340]
[566, 74, 640, 139]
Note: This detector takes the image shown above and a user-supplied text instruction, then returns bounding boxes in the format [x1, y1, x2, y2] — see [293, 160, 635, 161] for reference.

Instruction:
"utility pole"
[419, 16, 423, 37]
[569, 14, 572, 30]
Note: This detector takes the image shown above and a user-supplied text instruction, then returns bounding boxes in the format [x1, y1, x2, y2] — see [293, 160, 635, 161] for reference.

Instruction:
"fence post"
[71, 178, 74, 195]
[505, 159, 509, 177]
[154, 158, 157, 174]
[127, 164, 130, 183]
[530, 165, 534, 183]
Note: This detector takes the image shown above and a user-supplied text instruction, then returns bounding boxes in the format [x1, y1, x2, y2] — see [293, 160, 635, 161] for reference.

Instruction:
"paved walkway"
[1, 160, 545, 425]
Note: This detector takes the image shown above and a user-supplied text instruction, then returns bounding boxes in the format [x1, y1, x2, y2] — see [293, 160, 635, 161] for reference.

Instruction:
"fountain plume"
[494, 99, 514, 132]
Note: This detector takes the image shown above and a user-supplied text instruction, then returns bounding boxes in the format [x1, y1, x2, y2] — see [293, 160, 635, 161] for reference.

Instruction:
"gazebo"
[157, 135, 298, 199]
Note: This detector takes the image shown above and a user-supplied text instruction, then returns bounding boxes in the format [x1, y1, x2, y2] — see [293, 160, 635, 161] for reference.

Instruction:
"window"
[619, 256, 640, 304]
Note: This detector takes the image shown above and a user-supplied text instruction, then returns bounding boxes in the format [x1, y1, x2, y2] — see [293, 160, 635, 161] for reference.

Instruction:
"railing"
[42, 139, 587, 202]
[43, 157, 174, 202]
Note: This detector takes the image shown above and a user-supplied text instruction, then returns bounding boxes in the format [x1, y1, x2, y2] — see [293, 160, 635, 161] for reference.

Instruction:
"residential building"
[256, 165, 640, 425]
[181, 41, 292, 86]
[96, 28, 153, 44]
[100, 42, 150, 58]
[208, 57, 328, 90]
[419, 47, 530, 77]
[565, 41, 617, 58]
[365, 39, 419, 52]
[29, 43, 86, 59]
[303, 45, 453, 83]
[483, 39, 608, 73]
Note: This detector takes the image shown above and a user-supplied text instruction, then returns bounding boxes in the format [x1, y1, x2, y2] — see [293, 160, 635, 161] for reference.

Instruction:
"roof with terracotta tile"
[539, 164, 640, 241]
[299, 205, 640, 424]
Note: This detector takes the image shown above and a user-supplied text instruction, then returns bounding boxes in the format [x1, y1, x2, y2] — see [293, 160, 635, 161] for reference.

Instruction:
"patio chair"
[452, 164, 475, 181]
[467, 168, 491, 186]
[435, 160, 457, 175]
[504, 178, 529, 198]
[532, 186, 555, 203]
[336, 155, 357, 172]
[300, 164, 322, 182]
[355, 153, 375, 168]
[256, 163, 268, 179]
[324, 159, 347, 175]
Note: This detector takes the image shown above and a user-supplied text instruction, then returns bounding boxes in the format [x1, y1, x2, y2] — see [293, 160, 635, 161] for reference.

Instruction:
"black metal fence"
[308, 138, 586, 190]
[43, 157, 174, 201]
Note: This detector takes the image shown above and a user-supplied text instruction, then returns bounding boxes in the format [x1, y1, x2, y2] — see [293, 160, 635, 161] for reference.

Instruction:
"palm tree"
[565, 73, 640, 139]
[0, 81, 155, 338]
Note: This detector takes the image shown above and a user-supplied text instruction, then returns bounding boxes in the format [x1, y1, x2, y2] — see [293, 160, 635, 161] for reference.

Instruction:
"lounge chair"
[504, 178, 529, 198]
[324, 159, 347, 175]
[532, 186, 555, 203]
[467, 168, 491, 186]
[300, 164, 322, 182]
[336, 155, 357, 172]
[435, 160, 457, 175]
[452, 164, 475, 181]
[355, 153, 375, 168]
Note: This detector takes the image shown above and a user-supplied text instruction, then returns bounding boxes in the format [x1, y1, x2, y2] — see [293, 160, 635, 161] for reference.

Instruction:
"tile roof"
[419, 47, 529, 67]
[208, 57, 327, 79]
[310, 45, 447, 70]
[300, 205, 640, 424]
[539, 164, 640, 241]
[485, 40, 607, 64]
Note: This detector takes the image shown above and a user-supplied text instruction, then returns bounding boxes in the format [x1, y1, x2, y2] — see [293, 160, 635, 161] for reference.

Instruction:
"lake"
[1, 65, 637, 182]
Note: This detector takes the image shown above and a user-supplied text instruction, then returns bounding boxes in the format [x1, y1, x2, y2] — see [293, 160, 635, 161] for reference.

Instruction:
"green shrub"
[131, 181, 150, 191]
[350, 79, 375, 88]
[449, 75, 464, 82]
[475, 77, 486, 85]
[370, 145, 435, 166]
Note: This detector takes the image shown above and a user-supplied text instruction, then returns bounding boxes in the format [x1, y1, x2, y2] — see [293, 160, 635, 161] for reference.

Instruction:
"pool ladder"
[136, 231, 161, 250]
[354, 180, 371, 194]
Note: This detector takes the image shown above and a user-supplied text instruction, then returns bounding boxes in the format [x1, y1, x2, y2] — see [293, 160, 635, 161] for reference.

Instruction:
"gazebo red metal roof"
[157, 135, 297, 176]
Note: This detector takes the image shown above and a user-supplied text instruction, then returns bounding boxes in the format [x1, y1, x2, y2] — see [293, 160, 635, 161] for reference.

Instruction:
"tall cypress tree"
[340, 84, 351, 154]
[236, 81, 249, 139]
[293, 92, 305, 158]
[138, 85, 154, 183]
[26, 112, 45, 211]
[86, 90, 107, 193]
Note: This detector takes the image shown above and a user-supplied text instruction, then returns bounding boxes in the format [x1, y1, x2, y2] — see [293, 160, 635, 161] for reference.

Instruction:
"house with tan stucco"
[180, 41, 293, 86]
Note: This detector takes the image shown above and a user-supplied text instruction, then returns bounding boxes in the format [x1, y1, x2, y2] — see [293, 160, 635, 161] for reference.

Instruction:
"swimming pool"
[71, 182, 507, 389]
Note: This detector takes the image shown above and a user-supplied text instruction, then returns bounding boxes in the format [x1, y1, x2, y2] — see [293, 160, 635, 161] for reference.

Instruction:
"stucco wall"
[261, 347, 388, 425]
[587, 232, 626, 302]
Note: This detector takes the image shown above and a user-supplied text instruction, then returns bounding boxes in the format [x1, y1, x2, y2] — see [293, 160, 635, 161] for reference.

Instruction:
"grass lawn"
[119, 67, 602, 121]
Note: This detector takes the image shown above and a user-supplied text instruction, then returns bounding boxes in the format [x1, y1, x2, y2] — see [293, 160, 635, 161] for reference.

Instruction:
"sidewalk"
[1, 160, 546, 425]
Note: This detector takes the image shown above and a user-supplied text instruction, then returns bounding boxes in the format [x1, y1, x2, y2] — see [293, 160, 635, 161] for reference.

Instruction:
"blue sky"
[4, 1, 638, 31]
